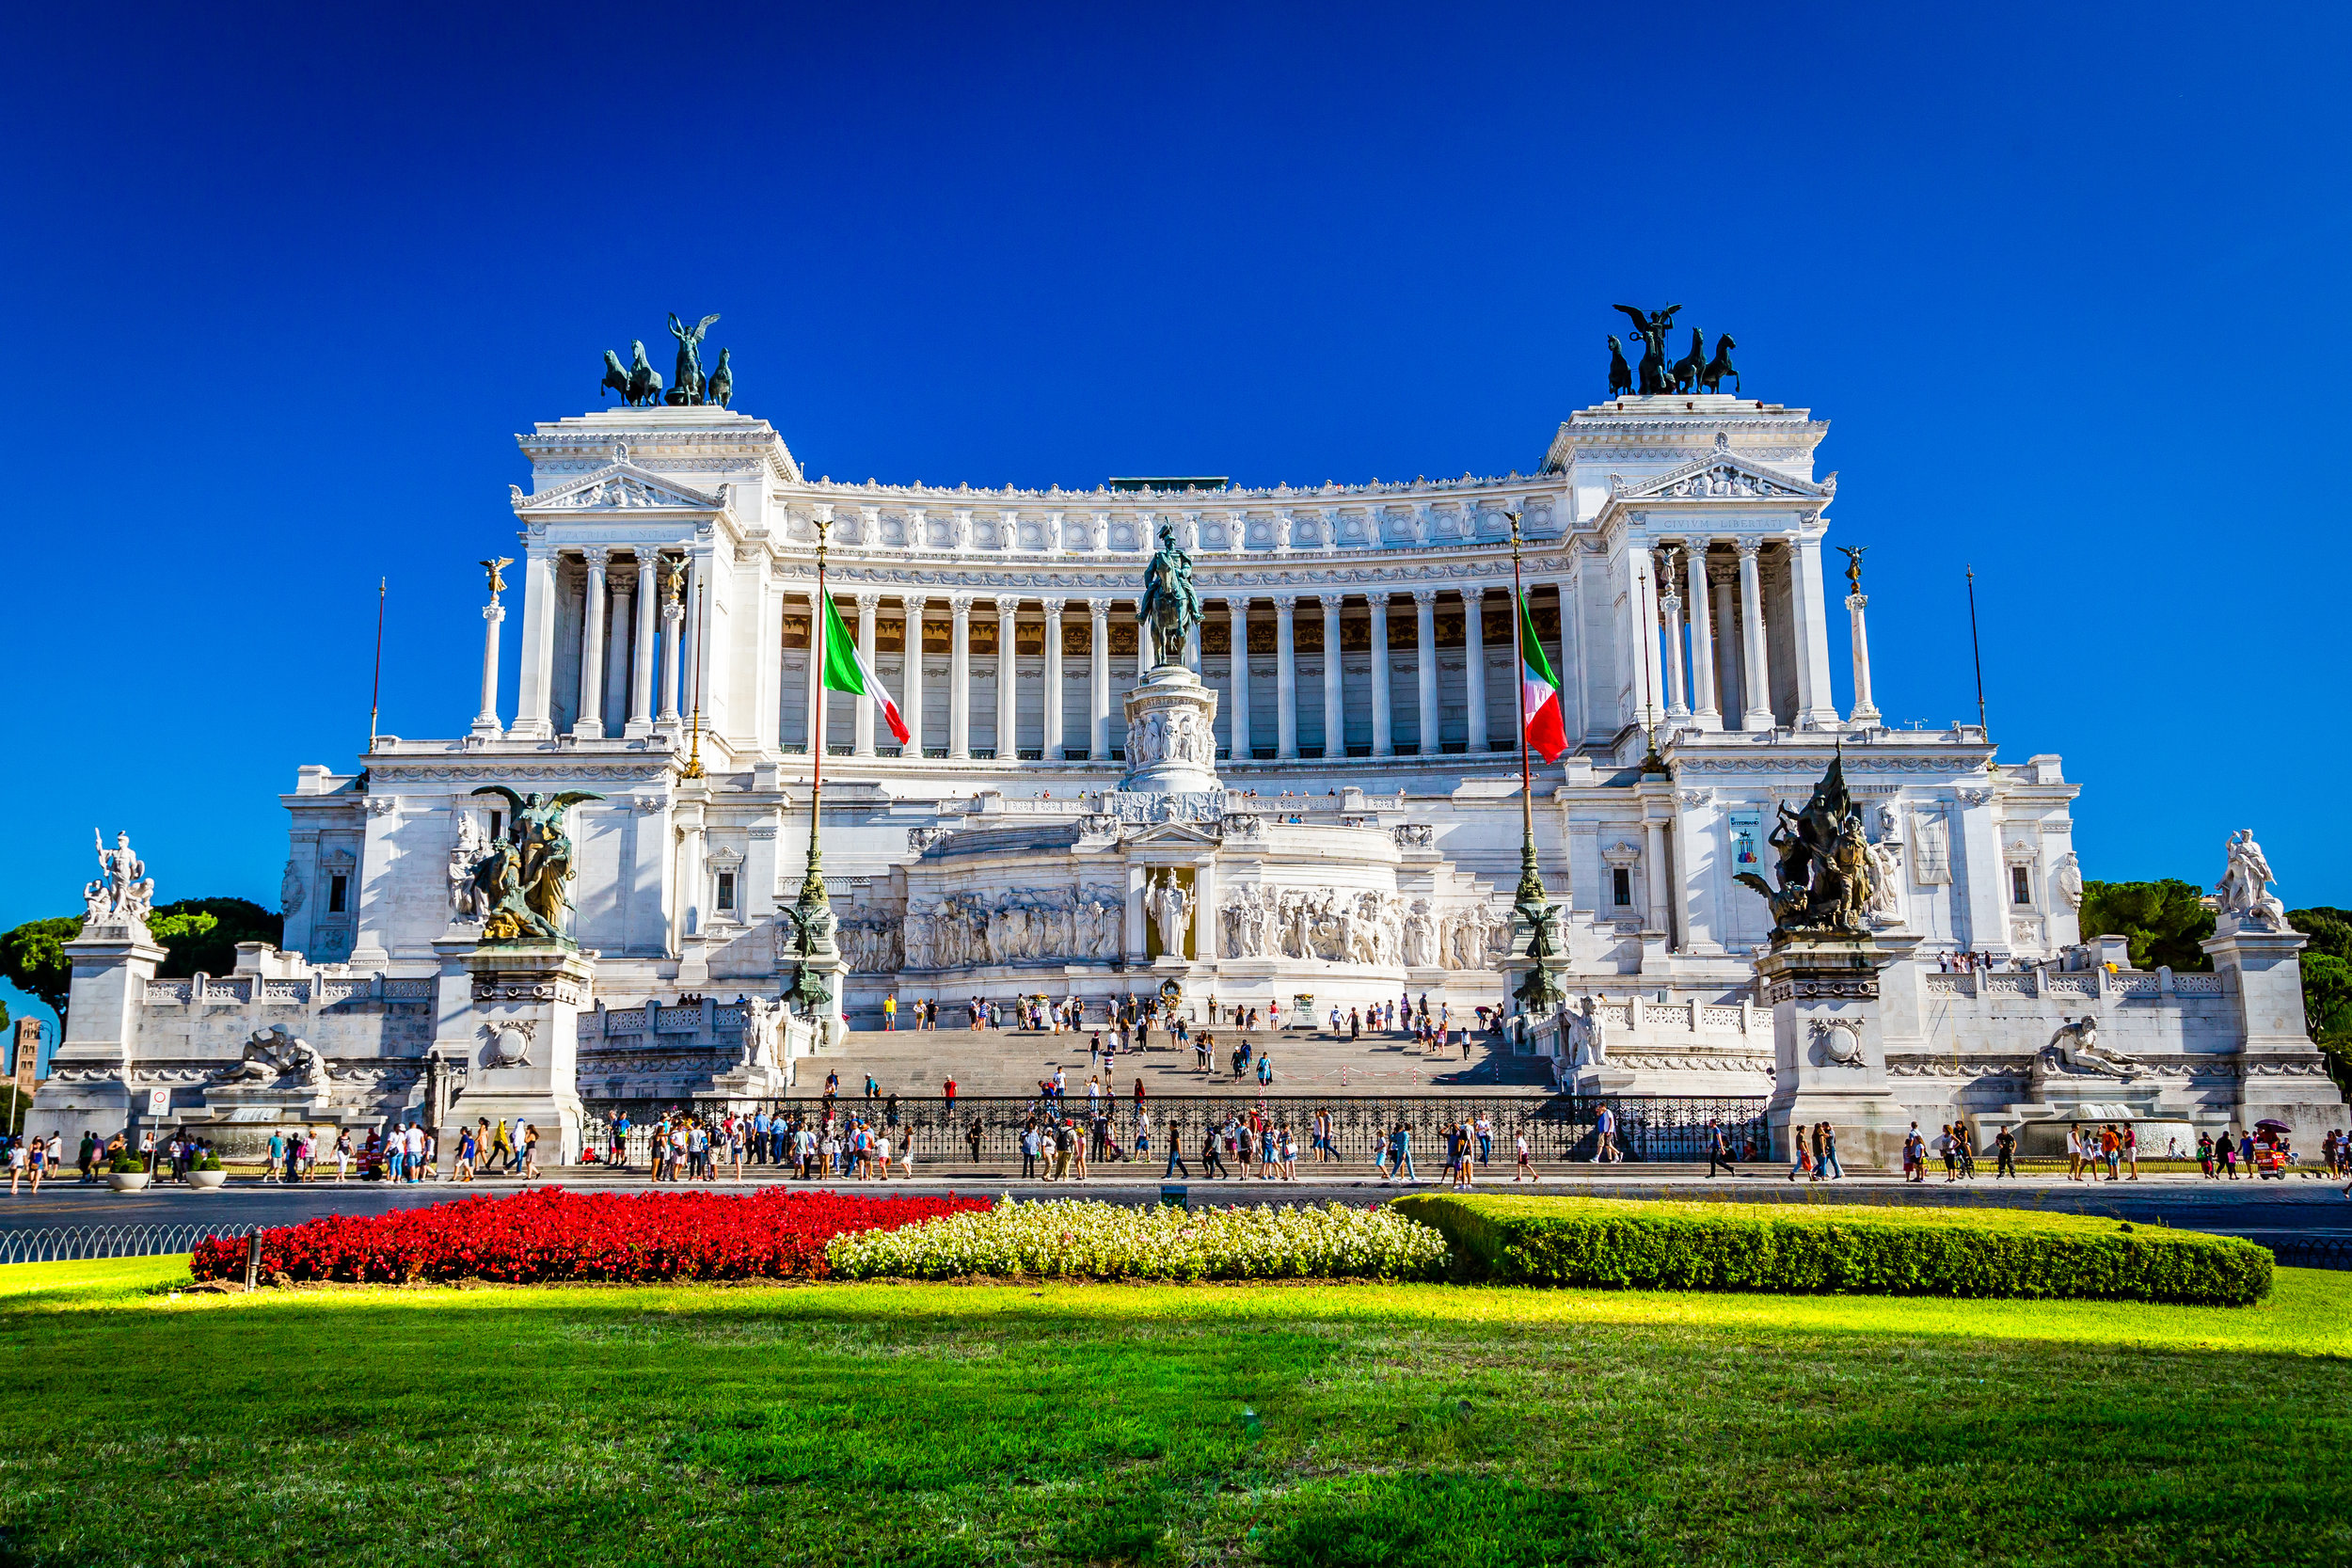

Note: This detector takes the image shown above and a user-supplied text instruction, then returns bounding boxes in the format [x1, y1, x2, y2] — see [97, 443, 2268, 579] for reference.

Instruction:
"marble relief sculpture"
[2041, 1016, 2150, 1080]
[898, 887, 1123, 970]
[447, 815, 490, 924]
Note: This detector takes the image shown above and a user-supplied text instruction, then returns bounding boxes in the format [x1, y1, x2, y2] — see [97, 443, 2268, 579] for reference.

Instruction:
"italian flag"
[819, 592, 910, 744]
[1518, 589, 1567, 763]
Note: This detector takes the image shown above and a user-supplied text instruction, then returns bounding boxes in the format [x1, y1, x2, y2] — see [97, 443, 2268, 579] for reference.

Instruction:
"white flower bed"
[826, 1196, 1449, 1282]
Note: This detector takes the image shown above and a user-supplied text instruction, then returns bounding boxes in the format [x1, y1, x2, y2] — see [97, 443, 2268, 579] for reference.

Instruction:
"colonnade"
[1641, 535, 1837, 734]
[503, 546, 690, 742]
[783, 583, 1580, 764]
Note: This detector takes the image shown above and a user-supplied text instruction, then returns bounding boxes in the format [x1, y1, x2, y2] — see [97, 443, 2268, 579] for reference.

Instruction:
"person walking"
[1788, 1123, 1812, 1181]
[1514, 1131, 1537, 1181]
[1706, 1118, 1735, 1179]
[1994, 1125, 2017, 1179]
[1200, 1124, 1227, 1179]
[1820, 1123, 1844, 1180]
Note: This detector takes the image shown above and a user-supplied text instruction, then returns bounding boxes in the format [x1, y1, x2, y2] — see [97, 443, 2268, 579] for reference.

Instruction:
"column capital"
[483, 601, 506, 624]
[1708, 558, 1740, 587]
[1734, 536, 1764, 559]
[947, 593, 975, 617]
[1411, 587, 1439, 607]
[1087, 597, 1112, 618]
[1271, 593, 1298, 611]
[1225, 591, 1252, 609]
[853, 589, 885, 610]
[901, 592, 929, 611]
[1847, 592, 1868, 611]
[1460, 584, 1486, 604]
[994, 597, 1019, 621]
[632, 550, 660, 574]
[582, 546, 611, 569]
[1318, 591, 1346, 610]
[1040, 596, 1067, 616]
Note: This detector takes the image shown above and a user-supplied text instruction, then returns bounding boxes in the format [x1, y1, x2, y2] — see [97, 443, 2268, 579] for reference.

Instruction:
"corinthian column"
[1847, 589, 1882, 724]
[1709, 561, 1743, 732]
[660, 572, 684, 725]
[1320, 593, 1345, 758]
[995, 597, 1018, 759]
[853, 593, 881, 756]
[472, 589, 504, 736]
[1413, 589, 1438, 756]
[1658, 547, 1690, 723]
[899, 594, 928, 756]
[947, 594, 973, 759]
[1463, 586, 1488, 752]
[1736, 539, 1772, 728]
[1273, 594, 1298, 760]
[1088, 598, 1110, 761]
[1041, 598, 1066, 760]
[1368, 594, 1393, 757]
[628, 552, 658, 736]
[1686, 543, 1719, 729]
[1226, 595, 1251, 760]
[575, 547, 608, 739]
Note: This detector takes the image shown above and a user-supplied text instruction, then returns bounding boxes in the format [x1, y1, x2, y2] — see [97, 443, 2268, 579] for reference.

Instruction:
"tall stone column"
[1368, 594, 1393, 757]
[1736, 539, 1772, 729]
[1847, 591, 1881, 724]
[1041, 598, 1066, 760]
[853, 593, 881, 756]
[1413, 589, 1438, 756]
[947, 593, 973, 759]
[1273, 594, 1298, 760]
[1463, 586, 1488, 752]
[1709, 561, 1743, 731]
[660, 584, 684, 725]
[1226, 595, 1250, 760]
[1320, 593, 1345, 758]
[628, 553, 658, 736]
[899, 594, 928, 756]
[516, 546, 558, 739]
[995, 598, 1018, 759]
[1088, 598, 1111, 761]
[1686, 543, 1719, 728]
[472, 593, 505, 736]
[1658, 550, 1690, 723]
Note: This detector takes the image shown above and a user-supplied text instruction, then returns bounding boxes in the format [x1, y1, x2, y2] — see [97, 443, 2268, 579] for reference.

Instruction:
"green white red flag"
[1518, 589, 1567, 763]
[819, 593, 910, 745]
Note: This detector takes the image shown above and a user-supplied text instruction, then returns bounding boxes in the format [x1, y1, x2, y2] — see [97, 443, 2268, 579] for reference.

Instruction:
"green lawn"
[2, 1258, 2347, 1567]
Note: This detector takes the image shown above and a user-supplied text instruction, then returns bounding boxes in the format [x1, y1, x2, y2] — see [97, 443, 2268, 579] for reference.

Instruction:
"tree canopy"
[0, 916, 79, 1026]
[2075, 879, 2215, 973]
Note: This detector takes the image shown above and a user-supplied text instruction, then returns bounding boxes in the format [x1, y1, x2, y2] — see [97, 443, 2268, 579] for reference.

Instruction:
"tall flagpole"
[1965, 564, 1988, 739]
[368, 577, 386, 749]
[799, 515, 831, 909]
[1503, 510, 1564, 1020]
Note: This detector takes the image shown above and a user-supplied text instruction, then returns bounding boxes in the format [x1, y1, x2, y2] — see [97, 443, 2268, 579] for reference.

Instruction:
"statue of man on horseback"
[1138, 524, 1202, 670]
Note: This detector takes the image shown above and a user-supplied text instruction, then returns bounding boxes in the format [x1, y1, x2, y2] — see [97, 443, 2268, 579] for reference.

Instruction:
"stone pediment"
[1121, 821, 1224, 848]
[1609, 444, 1831, 504]
[511, 462, 723, 515]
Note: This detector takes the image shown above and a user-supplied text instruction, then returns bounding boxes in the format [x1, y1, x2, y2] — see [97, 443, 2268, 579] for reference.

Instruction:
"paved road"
[9, 1166, 2350, 1249]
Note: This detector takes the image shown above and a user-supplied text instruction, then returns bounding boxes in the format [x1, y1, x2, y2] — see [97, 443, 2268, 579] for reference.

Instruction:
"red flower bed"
[189, 1187, 991, 1285]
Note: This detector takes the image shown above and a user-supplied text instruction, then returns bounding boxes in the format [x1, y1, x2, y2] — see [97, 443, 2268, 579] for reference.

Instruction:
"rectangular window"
[716, 872, 737, 914]
[328, 875, 348, 914]
[2010, 866, 2032, 906]
[1612, 868, 1632, 907]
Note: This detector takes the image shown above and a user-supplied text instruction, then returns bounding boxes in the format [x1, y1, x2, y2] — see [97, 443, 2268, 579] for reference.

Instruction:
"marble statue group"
[83, 830, 154, 931]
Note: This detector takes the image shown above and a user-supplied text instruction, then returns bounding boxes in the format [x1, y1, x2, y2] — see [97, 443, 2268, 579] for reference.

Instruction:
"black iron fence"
[0, 1223, 259, 1266]
[579, 1093, 1771, 1170]
[2269, 1236, 2352, 1272]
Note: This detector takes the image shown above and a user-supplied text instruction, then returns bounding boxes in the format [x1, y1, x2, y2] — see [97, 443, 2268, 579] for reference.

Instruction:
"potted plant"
[104, 1150, 152, 1193]
[185, 1152, 228, 1191]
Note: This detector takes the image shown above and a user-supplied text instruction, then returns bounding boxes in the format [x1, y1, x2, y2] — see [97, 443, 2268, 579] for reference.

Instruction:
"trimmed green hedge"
[1391, 1194, 2272, 1306]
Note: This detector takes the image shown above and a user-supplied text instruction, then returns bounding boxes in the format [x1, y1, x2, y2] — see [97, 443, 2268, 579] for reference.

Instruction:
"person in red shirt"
[943, 1076, 957, 1113]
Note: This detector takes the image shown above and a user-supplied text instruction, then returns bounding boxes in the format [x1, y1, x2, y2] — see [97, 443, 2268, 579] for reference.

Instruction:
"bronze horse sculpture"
[1700, 333, 1739, 394]
[1606, 335, 1633, 398]
[1670, 327, 1708, 394]
[1612, 303, 1680, 396]
[599, 341, 665, 407]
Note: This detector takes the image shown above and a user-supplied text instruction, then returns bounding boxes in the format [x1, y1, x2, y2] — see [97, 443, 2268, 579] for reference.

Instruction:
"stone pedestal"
[24, 924, 166, 1146]
[1757, 934, 1917, 1168]
[1120, 665, 1221, 795]
[448, 942, 592, 1164]
[2204, 924, 2351, 1143]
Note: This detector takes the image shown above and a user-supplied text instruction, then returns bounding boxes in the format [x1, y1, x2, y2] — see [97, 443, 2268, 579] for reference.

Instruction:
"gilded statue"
[466, 786, 602, 942]
[1734, 750, 1881, 939]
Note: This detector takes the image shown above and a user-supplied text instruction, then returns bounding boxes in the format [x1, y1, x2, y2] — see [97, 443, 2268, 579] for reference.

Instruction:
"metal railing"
[579, 1092, 1771, 1170]
[0, 1223, 259, 1266]
[2269, 1236, 2352, 1272]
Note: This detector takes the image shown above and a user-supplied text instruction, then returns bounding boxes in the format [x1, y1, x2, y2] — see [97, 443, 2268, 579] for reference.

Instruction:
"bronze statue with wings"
[481, 557, 514, 599]
[1836, 545, 1866, 594]
[469, 786, 603, 942]
[1611, 303, 1681, 396]
[668, 312, 722, 403]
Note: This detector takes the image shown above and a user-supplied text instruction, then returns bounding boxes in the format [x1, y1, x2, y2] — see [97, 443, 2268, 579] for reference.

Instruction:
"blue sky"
[3, 1, 2347, 1024]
